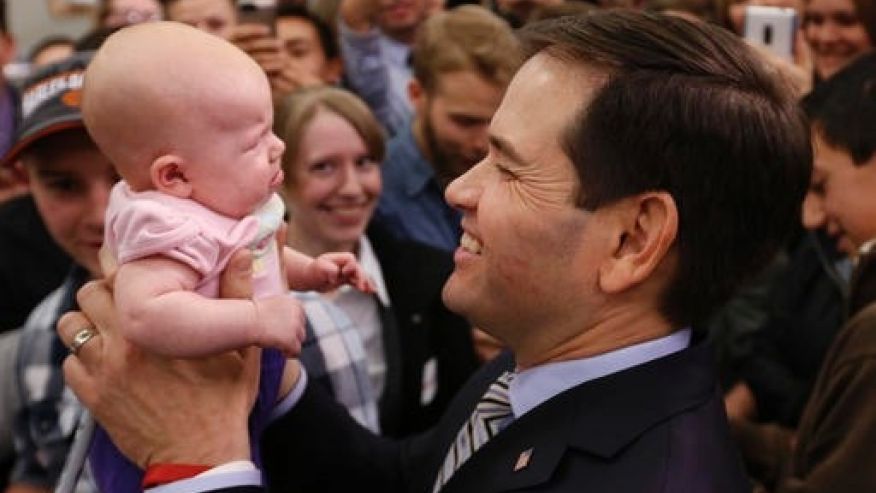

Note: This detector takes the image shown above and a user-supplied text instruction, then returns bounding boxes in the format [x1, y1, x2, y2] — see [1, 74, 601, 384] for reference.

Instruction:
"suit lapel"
[376, 297, 404, 433]
[440, 342, 718, 492]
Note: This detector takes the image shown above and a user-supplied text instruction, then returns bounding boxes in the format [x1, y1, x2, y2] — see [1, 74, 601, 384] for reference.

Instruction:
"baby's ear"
[151, 155, 192, 198]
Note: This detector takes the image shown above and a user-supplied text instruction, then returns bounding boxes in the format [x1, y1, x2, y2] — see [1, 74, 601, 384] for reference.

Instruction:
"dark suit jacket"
[305, 223, 478, 437]
[0, 195, 71, 333]
[259, 340, 750, 493]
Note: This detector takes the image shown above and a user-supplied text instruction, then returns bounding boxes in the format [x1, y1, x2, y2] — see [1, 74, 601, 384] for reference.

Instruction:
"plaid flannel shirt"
[296, 291, 381, 433]
[11, 265, 96, 492]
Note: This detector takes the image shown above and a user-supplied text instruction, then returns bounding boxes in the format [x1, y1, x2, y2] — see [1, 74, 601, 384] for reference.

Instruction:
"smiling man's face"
[441, 54, 616, 360]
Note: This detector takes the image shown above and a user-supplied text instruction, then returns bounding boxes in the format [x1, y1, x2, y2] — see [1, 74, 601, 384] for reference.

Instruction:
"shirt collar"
[356, 235, 390, 306]
[392, 125, 436, 197]
[378, 34, 411, 68]
[508, 328, 692, 419]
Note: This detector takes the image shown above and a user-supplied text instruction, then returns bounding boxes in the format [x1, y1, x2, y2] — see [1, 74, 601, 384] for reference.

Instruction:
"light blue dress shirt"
[509, 328, 693, 420]
[338, 21, 413, 136]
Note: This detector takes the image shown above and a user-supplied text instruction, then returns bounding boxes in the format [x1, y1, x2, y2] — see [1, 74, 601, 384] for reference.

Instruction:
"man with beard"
[373, 5, 520, 252]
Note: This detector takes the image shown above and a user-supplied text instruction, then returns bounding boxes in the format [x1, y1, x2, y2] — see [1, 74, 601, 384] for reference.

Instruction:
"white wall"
[7, 1, 92, 58]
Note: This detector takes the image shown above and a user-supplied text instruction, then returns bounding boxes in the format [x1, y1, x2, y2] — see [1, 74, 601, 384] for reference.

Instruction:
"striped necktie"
[433, 371, 515, 492]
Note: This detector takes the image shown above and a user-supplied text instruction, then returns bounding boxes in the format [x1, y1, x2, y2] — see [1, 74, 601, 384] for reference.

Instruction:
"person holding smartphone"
[231, 4, 343, 99]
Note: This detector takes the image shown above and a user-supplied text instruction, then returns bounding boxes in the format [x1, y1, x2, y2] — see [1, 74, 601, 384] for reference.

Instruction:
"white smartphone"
[743, 6, 797, 60]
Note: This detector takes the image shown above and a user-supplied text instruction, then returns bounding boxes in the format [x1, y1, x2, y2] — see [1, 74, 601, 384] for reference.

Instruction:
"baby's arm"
[283, 247, 374, 293]
[114, 256, 305, 357]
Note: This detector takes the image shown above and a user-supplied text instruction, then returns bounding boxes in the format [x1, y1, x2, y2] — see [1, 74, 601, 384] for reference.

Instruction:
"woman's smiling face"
[284, 109, 382, 254]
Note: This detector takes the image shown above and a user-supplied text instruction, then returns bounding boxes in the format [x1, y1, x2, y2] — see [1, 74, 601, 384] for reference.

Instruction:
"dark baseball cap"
[1, 51, 92, 168]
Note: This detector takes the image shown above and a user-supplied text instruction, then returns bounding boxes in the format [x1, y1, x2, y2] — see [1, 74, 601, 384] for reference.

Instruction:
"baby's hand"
[253, 294, 307, 357]
[307, 253, 375, 293]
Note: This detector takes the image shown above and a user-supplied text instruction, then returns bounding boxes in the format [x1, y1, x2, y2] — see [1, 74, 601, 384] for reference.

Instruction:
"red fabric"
[142, 463, 212, 489]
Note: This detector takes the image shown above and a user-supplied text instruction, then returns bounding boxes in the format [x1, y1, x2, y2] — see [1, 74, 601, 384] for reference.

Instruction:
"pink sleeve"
[108, 199, 258, 278]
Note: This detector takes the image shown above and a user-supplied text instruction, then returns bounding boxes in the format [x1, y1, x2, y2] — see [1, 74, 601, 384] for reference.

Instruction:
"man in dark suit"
[57, 10, 811, 492]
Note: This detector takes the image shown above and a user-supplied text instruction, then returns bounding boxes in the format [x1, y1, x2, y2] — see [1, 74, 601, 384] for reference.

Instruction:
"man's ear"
[8, 160, 29, 185]
[0, 160, 30, 201]
[598, 192, 678, 294]
[408, 78, 425, 110]
[322, 57, 343, 86]
[150, 155, 192, 198]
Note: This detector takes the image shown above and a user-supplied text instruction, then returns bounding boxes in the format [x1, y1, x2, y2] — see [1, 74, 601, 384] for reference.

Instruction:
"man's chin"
[441, 275, 468, 316]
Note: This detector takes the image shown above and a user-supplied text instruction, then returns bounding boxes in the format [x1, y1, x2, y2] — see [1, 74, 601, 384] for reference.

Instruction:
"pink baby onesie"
[104, 180, 286, 298]
[94, 180, 288, 493]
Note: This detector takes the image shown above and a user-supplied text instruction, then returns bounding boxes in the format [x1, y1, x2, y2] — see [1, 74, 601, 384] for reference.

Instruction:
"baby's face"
[183, 71, 285, 219]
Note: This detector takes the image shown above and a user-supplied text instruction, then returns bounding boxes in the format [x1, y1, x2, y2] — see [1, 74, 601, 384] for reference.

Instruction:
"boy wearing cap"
[4, 52, 116, 493]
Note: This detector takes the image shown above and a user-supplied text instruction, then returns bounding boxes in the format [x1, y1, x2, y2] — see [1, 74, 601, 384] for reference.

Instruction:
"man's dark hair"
[521, 11, 812, 327]
[803, 52, 876, 166]
[277, 4, 339, 60]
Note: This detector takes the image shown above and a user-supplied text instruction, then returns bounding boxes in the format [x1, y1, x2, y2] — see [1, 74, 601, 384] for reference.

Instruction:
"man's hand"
[230, 24, 284, 74]
[340, 0, 383, 33]
[58, 250, 262, 469]
[724, 381, 758, 422]
[230, 24, 324, 100]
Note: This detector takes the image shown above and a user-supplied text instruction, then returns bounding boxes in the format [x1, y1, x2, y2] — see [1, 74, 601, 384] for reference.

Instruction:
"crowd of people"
[0, 0, 874, 492]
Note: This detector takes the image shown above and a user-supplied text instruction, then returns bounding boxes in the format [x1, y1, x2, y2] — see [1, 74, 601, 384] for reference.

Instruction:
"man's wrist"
[271, 364, 308, 422]
[142, 413, 252, 470]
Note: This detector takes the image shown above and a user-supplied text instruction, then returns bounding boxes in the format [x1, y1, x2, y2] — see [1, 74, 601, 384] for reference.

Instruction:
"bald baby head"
[82, 21, 272, 190]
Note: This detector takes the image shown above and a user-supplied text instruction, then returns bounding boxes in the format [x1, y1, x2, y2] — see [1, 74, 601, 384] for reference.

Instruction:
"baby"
[80, 22, 371, 492]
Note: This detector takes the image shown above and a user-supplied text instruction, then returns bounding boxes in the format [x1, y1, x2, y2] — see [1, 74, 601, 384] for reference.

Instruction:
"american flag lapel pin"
[513, 448, 533, 472]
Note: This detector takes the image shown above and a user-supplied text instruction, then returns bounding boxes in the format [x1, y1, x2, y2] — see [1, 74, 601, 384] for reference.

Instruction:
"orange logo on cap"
[61, 89, 82, 108]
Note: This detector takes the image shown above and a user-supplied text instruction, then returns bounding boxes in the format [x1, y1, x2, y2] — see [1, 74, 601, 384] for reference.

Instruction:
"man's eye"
[833, 12, 860, 27]
[451, 116, 487, 128]
[494, 162, 514, 178]
[46, 178, 78, 193]
[803, 13, 824, 26]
